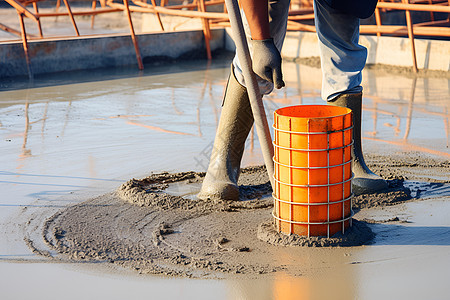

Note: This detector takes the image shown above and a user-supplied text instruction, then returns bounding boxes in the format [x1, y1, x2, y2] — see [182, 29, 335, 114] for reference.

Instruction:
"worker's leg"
[198, 0, 290, 201]
[314, 0, 366, 100]
[198, 66, 254, 201]
[314, 0, 388, 194]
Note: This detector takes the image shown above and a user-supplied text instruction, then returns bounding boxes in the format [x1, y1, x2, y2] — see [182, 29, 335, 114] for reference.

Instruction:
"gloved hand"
[251, 38, 285, 89]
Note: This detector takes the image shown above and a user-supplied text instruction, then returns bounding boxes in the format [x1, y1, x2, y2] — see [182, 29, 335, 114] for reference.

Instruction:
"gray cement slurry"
[40, 153, 449, 278]
[1, 60, 449, 298]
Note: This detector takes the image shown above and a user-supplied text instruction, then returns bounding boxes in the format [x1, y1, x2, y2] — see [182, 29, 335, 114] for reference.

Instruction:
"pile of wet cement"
[257, 219, 375, 247]
[40, 153, 449, 278]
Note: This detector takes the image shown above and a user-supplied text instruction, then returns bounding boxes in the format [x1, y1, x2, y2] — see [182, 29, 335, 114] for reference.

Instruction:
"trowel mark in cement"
[35, 152, 450, 278]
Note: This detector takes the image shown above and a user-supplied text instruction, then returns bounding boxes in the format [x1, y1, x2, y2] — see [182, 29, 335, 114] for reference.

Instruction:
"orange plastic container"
[273, 105, 354, 237]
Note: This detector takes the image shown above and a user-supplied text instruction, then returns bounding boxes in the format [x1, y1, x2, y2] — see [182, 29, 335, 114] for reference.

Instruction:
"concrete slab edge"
[1, 28, 448, 78]
[0, 29, 224, 78]
[226, 28, 450, 72]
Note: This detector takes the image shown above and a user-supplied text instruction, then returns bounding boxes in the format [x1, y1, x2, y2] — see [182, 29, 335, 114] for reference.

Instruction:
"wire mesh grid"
[273, 106, 354, 238]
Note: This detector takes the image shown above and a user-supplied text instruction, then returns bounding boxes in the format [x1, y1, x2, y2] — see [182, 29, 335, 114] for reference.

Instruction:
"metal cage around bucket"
[273, 105, 354, 238]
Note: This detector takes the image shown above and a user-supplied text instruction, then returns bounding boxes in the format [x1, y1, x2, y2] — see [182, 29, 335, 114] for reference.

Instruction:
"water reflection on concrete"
[0, 58, 449, 299]
[228, 257, 357, 300]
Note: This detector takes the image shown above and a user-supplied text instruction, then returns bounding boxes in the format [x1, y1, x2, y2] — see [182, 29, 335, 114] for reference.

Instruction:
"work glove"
[251, 38, 285, 89]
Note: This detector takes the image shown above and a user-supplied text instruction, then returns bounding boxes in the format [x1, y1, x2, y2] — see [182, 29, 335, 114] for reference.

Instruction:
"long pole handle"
[224, 0, 275, 190]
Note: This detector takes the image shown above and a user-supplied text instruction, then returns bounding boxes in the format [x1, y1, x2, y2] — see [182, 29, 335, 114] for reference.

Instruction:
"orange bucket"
[273, 105, 354, 237]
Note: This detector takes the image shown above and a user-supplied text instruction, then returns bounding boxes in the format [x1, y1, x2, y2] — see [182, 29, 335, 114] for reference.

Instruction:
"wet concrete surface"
[1, 57, 449, 299]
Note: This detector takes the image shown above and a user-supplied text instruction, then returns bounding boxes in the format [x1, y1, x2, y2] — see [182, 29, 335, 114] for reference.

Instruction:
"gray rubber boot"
[329, 93, 388, 195]
[197, 67, 254, 201]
